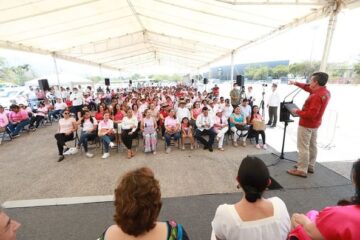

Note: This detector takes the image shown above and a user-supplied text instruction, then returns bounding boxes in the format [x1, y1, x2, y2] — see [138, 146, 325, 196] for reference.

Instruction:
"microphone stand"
[268, 87, 301, 167]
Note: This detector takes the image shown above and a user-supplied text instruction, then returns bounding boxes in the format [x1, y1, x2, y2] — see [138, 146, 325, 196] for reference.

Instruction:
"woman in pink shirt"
[249, 105, 267, 150]
[290, 159, 360, 240]
[0, 105, 9, 129]
[191, 102, 202, 128]
[7, 104, 30, 137]
[54, 108, 77, 162]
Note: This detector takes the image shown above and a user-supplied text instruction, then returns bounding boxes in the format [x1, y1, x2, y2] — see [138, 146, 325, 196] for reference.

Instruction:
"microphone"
[291, 88, 302, 102]
[283, 87, 300, 103]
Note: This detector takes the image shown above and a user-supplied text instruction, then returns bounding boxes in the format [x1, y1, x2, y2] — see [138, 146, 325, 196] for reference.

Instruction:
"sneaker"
[102, 153, 110, 159]
[262, 144, 267, 150]
[242, 141, 247, 147]
[109, 142, 116, 148]
[233, 142, 238, 147]
[166, 147, 171, 154]
[63, 147, 70, 155]
[86, 152, 94, 158]
[11, 134, 20, 138]
[256, 144, 261, 149]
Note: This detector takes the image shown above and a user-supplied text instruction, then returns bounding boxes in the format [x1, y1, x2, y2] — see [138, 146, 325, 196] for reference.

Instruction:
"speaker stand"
[268, 120, 297, 167]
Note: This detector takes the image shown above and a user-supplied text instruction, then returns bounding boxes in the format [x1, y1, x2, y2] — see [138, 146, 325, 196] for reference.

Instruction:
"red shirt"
[294, 83, 330, 129]
[95, 112, 104, 121]
[113, 111, 124, 121]
[159, 109, 168, 126]
[65, 100, 72, 107]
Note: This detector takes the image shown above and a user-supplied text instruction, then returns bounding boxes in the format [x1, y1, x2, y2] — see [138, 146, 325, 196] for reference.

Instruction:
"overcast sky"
[1, 7, 359, 77]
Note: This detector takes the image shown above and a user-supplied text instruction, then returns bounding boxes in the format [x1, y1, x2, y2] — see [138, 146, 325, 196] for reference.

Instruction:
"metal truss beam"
[102, 51, 154, 64]
[0, 40, 118, 70]
[215, 0, 327, 5]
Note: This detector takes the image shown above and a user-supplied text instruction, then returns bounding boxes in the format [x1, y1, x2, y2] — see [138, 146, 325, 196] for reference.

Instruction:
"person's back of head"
[238, 156, 270, 203]
[114, 167, 162, 237]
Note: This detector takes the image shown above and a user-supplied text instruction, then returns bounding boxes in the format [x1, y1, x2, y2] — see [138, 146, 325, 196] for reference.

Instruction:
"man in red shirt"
[287, 72, 331, 178]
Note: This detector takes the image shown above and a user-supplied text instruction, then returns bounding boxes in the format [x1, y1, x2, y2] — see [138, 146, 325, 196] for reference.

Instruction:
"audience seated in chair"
[229, 106, 248, 147]
[98, 112, 115, 159]
[140, 109, 157, 154]
[121, 109, 138, 159]
[214, 110, 228, 151]
[249, 105, 267, 150]
[211, 156, 291, 240]
[164, 109, 181, 154]
[195, 106, 216, 152]
[180, 117, 195, 150]
[54, 109, 77, 162]
[7, 104, 30, 138]
[97, 167, 189, 240]
[29, 102, 48, 130]
[77, 110, 98, 158]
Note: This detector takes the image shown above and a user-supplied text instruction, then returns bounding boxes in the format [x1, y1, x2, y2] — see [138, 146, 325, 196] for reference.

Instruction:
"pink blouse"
[316, 205, 360, 239]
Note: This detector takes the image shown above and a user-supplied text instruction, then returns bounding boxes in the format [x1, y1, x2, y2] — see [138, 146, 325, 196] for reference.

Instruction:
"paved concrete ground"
[1, 124, 267, 204]
[6, 156, 354, 240]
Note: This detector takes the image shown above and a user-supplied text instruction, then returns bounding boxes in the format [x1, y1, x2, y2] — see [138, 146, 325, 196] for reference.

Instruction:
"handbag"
[235, 124, 250, 131]
[253, 120, 266, 131]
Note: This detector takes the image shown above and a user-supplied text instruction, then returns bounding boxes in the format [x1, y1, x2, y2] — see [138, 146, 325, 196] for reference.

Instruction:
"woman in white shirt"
[121, 109, 138, 159]
[211, 156, 290, 240]
[54, 109, 77, 162]
[77, 110, 98, 158]
[98, 112, 115, 159]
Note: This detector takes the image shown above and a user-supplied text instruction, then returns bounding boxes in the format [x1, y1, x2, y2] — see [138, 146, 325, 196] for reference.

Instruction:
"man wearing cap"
[176, 100, 190, 123]
[195, 107, 216, 152]
[267, 83, 280, 128]
[287, 72, 331, 178]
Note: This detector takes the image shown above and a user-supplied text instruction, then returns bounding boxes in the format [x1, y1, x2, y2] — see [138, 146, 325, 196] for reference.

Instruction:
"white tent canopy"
[0, 0, 359, 72]
[25, 73, 92, 87]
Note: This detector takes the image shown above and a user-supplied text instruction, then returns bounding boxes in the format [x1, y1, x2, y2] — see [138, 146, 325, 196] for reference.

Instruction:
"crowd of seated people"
[1, 84, 271, 160]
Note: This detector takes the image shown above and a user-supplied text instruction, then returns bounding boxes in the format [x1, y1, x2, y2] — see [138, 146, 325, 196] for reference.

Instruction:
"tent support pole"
[230, 50, 235, 88]
[52, 54, 60, 87]
[320, 13, 338, 72]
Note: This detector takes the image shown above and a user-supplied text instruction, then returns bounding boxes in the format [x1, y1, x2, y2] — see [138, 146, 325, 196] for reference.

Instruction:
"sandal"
[287, 169, 307, 178]
[127, 150, 132, 159]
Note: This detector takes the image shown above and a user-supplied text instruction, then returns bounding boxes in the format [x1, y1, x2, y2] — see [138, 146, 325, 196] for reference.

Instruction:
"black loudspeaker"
[38, 79, 50, 91]
[191, 79, 194, 84]
[104, 78, 110, 86]
[236, 75, 244, 86]
[129, 80, 132, 85]
[203, 78, 208, 84]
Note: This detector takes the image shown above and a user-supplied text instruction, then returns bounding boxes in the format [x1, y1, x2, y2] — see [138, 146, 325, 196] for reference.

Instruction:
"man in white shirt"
[51, 98, 67, 120]
[195, 107, 216, 152]
[267, 83, 280, 128]
[176, 100, 190, 123]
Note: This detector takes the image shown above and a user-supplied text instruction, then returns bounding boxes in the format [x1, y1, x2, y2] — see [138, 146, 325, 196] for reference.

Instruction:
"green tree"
[253, 66, 269, 80]
[271, 65, 289, 79]
[289, 61, 320, 78]
[0, 58, 36, 85]
[354, 63, 360, 75]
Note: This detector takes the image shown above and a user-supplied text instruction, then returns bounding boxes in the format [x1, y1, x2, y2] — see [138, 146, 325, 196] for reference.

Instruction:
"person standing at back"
[230, 83, 241, 109]
[287, 72, 331, 178]
[266, 83, 280, 128]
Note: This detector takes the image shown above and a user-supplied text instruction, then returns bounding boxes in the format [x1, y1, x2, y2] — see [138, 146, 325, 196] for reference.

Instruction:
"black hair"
[181, 117, 190, 127]
[250, 105, 259, 123]
[338, 159, 360, 206]
[238, 156, 270, 203]
[312, 72, 328, 86]
[81, 110, 94, 127]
